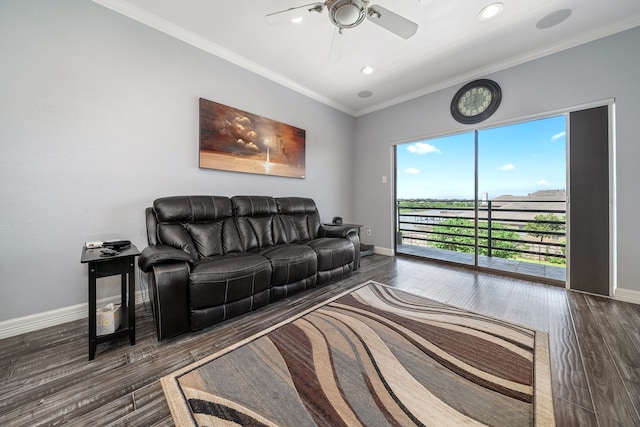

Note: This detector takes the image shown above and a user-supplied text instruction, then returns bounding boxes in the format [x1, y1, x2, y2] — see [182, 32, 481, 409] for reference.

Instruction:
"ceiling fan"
[266, 0, 418, 60]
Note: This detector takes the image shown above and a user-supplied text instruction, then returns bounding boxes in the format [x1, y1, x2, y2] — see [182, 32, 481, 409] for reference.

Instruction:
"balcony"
[396, 198, 566, 284]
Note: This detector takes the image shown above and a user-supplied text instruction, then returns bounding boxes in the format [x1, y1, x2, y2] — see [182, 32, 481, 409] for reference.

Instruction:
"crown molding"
[92, 1, 640, 118]
[356, 17, 640, 117]
[91, 0, 357, 116]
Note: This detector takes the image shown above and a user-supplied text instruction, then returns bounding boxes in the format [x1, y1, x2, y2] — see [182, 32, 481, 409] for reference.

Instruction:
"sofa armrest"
[319, 224, 358, 238]
[146, 262, 191, 340]
[138, 245, 193, 272]
[319, 224, 360, 271]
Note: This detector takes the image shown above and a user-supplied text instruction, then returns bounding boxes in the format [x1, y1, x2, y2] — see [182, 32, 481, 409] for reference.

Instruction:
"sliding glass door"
[396, 116, 567, 283]
[396, 132, 476, 266]
[476, 116, 567, 281]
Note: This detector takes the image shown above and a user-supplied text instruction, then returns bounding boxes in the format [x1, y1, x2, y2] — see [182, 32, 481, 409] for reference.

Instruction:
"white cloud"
[499, 163, 515, 171]
[536, 179, 549, 186]
[551, 131, 566, 141]
[406, 142, 441, 155]
[404, 167, 420, 174]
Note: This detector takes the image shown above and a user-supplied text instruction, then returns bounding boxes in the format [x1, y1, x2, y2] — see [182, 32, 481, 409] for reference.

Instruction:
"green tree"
[525, 214, 566, 264]
[525, 213, 565, 242]
[429, 218, 522, 259]
[398, 199, 474, 211]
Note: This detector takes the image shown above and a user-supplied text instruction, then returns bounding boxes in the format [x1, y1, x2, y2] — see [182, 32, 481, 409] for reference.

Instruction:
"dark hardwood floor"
[1, 254, 639, 426]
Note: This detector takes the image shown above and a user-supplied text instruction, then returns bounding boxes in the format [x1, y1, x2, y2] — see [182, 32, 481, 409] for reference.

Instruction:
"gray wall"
[0, 0, 356, 321]
[354, 26, 640, 295]
[2, 0, 639, 324]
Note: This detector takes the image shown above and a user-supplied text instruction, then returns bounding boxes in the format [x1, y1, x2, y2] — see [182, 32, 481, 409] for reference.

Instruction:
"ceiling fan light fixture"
[329, 0, 367, 29]
[290, 16, 304, 24]
[479, 3, 503, 20]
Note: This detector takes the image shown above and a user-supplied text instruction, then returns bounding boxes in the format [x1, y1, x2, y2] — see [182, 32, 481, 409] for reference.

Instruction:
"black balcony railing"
[397, 199, 566, 264]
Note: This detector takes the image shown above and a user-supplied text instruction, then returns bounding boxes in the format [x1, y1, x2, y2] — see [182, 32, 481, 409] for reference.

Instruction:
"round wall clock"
[450, 79, 502, 124]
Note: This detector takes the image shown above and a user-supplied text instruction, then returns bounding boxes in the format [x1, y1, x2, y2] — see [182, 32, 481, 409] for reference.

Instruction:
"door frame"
[392, 98, 616, 294]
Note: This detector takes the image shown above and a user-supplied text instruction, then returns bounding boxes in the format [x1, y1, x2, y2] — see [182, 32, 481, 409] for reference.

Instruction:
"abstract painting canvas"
[199, 98, 306, 178]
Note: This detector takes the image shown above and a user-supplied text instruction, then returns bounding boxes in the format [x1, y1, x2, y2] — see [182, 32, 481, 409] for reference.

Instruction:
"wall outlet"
[365, 228, 372, 237]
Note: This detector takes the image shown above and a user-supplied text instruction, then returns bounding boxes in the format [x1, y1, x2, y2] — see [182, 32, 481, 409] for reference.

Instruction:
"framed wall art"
[199, 98, 306, 178]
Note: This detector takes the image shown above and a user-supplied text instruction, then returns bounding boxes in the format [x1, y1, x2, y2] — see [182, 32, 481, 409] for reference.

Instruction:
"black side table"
[81, 245, 140, 360]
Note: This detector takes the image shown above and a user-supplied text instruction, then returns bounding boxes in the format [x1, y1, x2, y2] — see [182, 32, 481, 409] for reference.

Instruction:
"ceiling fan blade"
[265, 2, 324, 25]
[328, 27, 345, 62]
[367, 5, 418, 39]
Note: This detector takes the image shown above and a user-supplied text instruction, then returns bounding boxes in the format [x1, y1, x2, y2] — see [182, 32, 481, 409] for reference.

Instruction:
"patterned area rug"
[162, 281, 554, 426]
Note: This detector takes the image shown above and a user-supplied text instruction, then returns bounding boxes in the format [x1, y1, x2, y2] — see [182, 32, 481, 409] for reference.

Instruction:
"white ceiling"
[93, 0, 640, 117]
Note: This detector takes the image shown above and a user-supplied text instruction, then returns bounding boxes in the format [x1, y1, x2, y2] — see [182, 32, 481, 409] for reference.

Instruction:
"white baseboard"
[0, 292, 148, 340]
[614, 288, 640, 305]
[374, 246, 394, 256]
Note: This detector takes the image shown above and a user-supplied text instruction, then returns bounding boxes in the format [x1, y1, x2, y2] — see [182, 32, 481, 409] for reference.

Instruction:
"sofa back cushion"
[232, 196, 289, 250]
[153, 196, 242, 259]
[276, 197, 321, 242]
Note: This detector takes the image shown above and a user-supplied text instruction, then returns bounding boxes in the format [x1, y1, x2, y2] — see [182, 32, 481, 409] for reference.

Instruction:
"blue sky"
[396, 115, 567, 199]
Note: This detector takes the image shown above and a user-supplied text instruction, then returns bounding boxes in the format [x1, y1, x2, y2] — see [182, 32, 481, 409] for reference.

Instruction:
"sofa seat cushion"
[255, 244, 318, 300]
[306, 238, 355, 271]
[189, 253, 272, 311]
[317, 265, 353, 286]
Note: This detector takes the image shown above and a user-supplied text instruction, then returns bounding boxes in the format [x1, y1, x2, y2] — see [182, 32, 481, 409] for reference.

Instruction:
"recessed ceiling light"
[358, 90, 373, 98]
[361, 65, 374, 75]
[290, 16, 304, 24]
[479, 3, 503, 20]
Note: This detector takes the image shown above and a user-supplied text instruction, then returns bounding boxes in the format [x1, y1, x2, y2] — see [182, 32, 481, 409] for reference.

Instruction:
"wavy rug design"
[162, 281, 554, 426]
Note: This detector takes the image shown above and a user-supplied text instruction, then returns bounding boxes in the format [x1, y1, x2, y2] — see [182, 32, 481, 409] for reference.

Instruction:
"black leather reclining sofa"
[138, 195, 360, 340]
